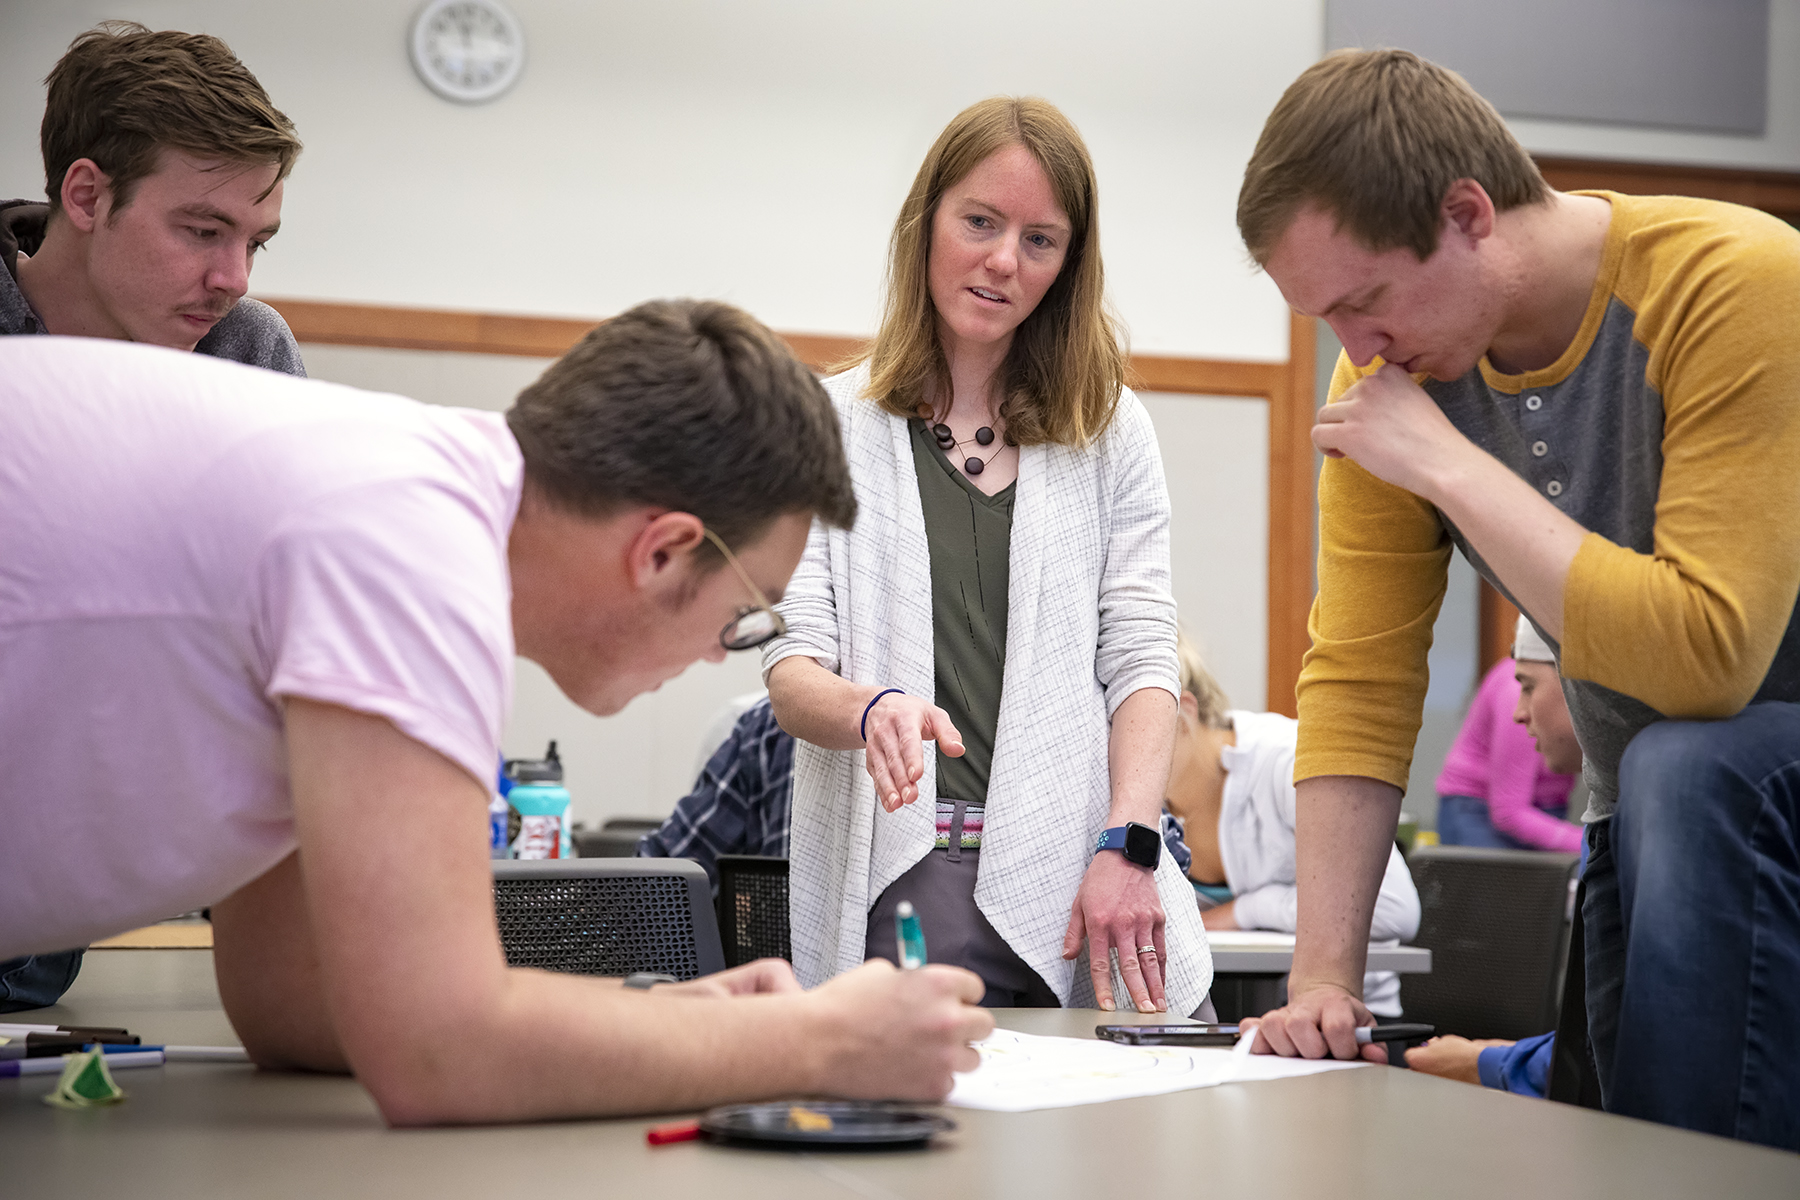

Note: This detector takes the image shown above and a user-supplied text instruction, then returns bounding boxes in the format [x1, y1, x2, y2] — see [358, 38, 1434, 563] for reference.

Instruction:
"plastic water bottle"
[489, 756, 512, 859]
[505, 741, 571, 860]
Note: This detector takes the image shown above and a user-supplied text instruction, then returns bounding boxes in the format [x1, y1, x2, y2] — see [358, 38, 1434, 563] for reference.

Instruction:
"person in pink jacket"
[1434, 623, 1583, 853]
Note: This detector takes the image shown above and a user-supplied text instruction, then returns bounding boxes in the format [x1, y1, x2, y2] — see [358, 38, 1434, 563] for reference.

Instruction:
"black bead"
[964, 457, 984, 475]
[932, 423, 954, 445]
[975, 426, 994, 446]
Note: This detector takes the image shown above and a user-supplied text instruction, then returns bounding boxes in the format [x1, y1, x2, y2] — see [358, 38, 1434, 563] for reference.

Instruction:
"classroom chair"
[571, 817, 665, 858]
[1400, 845, 1579, 1040]
[491, 858, 726, 980]
[715, 855, 792, 968]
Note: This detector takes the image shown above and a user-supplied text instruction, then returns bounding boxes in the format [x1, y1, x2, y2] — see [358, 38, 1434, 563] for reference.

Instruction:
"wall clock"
[409, 0, 525, 104]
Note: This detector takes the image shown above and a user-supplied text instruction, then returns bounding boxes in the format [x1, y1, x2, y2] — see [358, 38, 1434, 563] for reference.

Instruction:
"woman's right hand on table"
[863, 691, 964, 812]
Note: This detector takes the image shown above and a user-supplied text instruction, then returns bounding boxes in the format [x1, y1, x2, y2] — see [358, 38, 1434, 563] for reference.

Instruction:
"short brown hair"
[41, 22, 301, 212]
[855, 96, 1125, 447]
[507, 299, 857, 561]
[1237, 49, 1550, 263]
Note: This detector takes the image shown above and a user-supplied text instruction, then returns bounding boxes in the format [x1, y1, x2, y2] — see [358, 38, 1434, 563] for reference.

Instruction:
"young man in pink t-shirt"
[0, 299, 992, 1125]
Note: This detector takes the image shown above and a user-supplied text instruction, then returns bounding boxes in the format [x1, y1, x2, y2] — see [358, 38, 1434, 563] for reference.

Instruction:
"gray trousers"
[864, 800, 1058, 1007]
[865, 801, 1217, 1017]
[866, 845, 1060, 1007]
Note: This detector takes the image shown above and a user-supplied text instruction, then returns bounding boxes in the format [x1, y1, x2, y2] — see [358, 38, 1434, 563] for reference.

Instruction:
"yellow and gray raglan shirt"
[1297, 192, 1800, 818]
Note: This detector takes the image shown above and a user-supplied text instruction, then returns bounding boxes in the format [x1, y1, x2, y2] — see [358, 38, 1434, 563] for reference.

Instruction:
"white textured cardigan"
[763, 365, 1213, 1013]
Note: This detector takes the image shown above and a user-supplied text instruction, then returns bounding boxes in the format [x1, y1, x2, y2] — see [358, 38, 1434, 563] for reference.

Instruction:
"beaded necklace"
[919, 407, 1014, 476]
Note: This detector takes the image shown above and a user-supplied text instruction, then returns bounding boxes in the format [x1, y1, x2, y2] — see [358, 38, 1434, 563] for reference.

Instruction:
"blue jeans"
[1582, 702, 1800, 1150]
[0, 949, 85, 1011]
[1436, 793, 1535, 850]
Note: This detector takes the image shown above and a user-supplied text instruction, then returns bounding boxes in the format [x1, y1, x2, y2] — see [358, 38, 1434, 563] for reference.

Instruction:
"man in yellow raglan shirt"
[1234, 49, 1800, 1150]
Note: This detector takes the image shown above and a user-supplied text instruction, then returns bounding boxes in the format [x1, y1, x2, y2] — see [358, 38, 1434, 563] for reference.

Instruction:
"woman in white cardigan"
[763, 97, 1211, 1017]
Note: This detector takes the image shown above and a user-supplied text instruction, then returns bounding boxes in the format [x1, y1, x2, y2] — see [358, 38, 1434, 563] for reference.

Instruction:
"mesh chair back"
[715, 855, 791, 968]
[492, 858, 725, 980]
[1402, 845, 1579, 1040]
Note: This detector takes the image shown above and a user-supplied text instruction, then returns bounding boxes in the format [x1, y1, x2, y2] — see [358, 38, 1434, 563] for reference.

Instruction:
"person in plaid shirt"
[638, 698, 793, 892]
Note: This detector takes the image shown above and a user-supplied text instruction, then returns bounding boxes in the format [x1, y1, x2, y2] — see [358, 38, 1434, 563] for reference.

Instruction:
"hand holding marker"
[648, 906, 931, 1149]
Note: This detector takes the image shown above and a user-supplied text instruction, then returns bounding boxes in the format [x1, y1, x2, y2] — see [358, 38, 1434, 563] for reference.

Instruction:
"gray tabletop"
[4, 949, 1796, 1199]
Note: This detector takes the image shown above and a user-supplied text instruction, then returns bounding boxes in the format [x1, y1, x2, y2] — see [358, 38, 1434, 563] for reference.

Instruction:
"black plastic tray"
[700, 1101, 954, 1149]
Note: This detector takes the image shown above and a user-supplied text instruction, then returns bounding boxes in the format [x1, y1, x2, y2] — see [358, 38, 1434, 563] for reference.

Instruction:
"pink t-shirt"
[1435, 659, 1582, 853]
[0, 338, 522, 958]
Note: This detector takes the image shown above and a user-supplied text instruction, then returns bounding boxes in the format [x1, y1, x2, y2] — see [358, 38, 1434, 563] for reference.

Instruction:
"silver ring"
[1137, 945, 1157, 955]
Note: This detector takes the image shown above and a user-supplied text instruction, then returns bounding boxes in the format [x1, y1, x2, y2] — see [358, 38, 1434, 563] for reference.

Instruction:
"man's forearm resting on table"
[1289, 775, 1402, 996]
[272, 697, 986, 1124]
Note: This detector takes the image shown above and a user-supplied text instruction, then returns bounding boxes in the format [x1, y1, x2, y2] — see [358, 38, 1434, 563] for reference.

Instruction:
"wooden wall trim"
[264, 298, 600, 359]
[262, 297, 1296, 391]
[1128, 354, 1285, 398]
[261, 296, 1314, 712]
[1533, 155, 1800, 222]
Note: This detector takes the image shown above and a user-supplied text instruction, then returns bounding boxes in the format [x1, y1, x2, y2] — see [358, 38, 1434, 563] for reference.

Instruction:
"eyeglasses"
[702, 527, 789, 651]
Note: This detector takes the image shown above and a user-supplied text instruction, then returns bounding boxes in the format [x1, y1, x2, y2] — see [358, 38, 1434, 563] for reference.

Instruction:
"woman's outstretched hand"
[862, 692, 965, 812]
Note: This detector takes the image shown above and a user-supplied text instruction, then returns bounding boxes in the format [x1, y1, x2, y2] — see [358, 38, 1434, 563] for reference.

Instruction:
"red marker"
[645, 1120, 703, 1146]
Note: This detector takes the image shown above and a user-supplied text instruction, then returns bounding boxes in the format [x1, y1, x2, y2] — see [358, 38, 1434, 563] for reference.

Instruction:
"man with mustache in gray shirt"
[0, 21, 305, 1011]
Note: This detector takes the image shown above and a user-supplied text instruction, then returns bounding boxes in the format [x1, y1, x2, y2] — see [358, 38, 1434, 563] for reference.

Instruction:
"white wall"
[0, 0, 1316, 360]
[1141, 393, 1269, 715]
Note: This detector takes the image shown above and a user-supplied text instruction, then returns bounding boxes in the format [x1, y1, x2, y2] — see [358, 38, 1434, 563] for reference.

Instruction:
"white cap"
[1513, 614, 1556, 664]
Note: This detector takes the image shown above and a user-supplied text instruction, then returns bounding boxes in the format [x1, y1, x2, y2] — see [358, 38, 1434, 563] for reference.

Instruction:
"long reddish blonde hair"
[852, 96, 1125, 447]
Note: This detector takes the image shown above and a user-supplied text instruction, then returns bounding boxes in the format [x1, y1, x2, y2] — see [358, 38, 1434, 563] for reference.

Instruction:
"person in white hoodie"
[1164, 631, 1421, 1016]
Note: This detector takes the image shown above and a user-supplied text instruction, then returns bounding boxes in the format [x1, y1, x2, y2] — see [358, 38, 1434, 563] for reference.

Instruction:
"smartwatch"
[622, 972, 679, 990]
[1094, 822, 1161, 870]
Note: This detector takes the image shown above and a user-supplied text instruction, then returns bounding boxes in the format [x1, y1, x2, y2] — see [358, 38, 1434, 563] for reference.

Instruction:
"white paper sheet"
[946, 1028, 1367, 1112]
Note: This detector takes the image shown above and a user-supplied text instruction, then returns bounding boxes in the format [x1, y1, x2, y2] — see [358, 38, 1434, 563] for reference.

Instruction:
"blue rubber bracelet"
[861, 688, 905, 743]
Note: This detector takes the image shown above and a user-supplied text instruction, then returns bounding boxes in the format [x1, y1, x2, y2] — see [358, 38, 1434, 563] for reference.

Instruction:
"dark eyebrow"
[173, 202, 237, 228]
[172, 204, 281, 239]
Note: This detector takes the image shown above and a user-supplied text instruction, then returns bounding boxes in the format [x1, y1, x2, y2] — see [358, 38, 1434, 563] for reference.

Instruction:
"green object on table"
[44, 1049, 126, 1109]
[1395, 814, 1419, 856]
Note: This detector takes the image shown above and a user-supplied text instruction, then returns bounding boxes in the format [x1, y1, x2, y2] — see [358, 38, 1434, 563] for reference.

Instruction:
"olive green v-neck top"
[908, 419, 1016, 805]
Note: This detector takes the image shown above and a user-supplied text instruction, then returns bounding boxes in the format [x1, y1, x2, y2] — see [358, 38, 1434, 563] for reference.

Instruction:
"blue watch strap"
[1095, 823, 1161, 869]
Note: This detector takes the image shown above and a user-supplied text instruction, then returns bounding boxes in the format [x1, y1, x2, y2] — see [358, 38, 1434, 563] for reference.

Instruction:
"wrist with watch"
[1093, 821, 1161, 870]
[622, 972, 679, 990]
